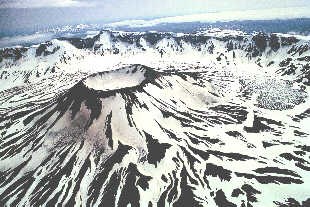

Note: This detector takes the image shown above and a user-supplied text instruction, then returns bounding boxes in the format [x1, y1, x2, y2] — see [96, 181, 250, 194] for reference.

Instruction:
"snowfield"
[0, 29, 310, 207]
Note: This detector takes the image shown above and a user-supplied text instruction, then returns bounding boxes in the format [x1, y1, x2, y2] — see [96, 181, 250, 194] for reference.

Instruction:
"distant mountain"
[1, 30, 309, 88]
[1, 18, 310, 48]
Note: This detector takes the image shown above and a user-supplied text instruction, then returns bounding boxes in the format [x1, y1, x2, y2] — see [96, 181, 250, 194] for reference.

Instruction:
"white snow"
[1, 29, 310, 206]
[83, 65, 147, 91]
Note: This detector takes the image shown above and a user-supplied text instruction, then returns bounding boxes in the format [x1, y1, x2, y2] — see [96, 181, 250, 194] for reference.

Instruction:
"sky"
[0, 0, 310, 35]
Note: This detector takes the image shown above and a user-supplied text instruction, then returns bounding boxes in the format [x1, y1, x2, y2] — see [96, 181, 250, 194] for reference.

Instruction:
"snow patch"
[82, 65, 149, 91]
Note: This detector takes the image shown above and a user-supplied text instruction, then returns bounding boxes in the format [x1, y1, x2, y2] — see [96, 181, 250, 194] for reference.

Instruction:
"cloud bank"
[0, 0, 95, 8]
[108, 7, 310, 28]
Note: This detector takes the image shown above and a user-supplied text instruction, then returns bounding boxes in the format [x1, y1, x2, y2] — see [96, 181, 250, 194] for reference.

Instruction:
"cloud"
[0, 32, 54, 48]
[108, 6, 310, 28]
[0, 0, 309, 37]
[0, 0, 96, 8]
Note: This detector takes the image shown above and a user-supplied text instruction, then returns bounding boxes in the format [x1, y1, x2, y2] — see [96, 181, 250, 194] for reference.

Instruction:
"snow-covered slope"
[0, 30, 310, 206]
[1, 30, 309, 89]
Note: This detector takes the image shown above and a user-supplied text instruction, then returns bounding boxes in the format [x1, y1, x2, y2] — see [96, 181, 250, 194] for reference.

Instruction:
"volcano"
[0, 30, 310, 207]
